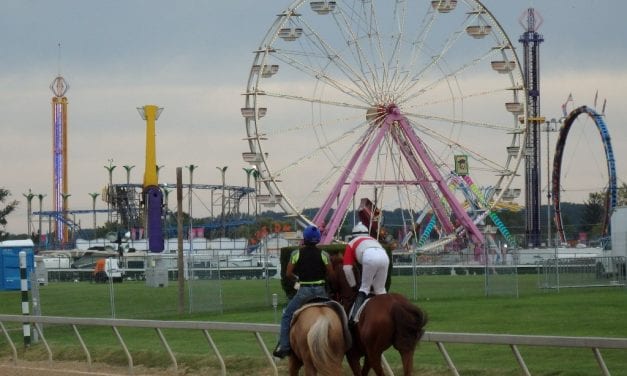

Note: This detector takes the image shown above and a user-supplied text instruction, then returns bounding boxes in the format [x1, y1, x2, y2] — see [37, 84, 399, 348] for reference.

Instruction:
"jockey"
[343, 222, 390, 324]
[273, 225, 334, 359]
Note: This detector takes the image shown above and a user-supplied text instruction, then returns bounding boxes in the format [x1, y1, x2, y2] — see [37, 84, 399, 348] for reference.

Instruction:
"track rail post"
[72, 324, 92, 370]
[112, 326, 133, 374]
[0, 321, 18, 365]
[202, 329, 226, 376]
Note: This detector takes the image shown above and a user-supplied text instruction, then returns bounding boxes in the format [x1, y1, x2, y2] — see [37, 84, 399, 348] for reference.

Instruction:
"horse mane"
[389, 293, 429, 351]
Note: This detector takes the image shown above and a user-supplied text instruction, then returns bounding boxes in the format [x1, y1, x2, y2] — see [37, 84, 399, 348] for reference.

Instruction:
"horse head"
[328, 253, 359, 313]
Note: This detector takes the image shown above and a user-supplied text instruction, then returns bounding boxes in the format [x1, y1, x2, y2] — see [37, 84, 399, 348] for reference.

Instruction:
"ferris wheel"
[242, 0, 527, 246]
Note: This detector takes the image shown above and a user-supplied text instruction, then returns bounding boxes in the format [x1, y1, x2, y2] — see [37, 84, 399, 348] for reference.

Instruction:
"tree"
[0, 188, 19, 240]
[618, 182, 627, 206]
[581, 191, 604, 238]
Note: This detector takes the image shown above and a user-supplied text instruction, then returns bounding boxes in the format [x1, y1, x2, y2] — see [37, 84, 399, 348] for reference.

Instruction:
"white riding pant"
[359, 248, 389, 295]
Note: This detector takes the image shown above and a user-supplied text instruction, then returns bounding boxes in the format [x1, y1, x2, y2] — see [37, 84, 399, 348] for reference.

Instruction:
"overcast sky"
[1, 0, 625, 235]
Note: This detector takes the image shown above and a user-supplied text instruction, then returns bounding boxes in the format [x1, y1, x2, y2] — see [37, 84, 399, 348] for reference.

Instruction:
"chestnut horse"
[289, 302, 350, 376]
[330, 255, 428, 376]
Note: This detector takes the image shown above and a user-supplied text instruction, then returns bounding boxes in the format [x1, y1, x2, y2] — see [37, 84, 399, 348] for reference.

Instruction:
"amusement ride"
[27, 2, 619, 254]
[243, 0, 528, 251]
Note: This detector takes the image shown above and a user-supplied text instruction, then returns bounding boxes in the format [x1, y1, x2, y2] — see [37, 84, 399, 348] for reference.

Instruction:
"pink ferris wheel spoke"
[397, 117, 484, 245]
[312, 126, 376, 228]
[320, 117, 393, 244]
[316, 104, 484, 246]
[389, 122, 453, 234]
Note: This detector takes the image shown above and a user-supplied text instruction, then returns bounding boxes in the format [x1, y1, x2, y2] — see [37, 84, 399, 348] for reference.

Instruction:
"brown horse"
[289, 302, 350, 376]
[330, 255, 428, 376]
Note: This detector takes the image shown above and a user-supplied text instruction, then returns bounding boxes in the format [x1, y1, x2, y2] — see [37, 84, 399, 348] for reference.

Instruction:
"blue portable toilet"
[0, 239, 35, 290]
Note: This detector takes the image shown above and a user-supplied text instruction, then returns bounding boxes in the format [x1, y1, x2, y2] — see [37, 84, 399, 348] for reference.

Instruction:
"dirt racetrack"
[1, 360, 180, 376]
[0, 359, 288, 376]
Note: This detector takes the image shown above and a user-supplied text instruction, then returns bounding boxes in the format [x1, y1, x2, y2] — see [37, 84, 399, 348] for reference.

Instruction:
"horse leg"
[360, 355, 372, 376]
[346, 351, 362, 376]
[303, 362, 318, 376]
[400, 349, 415, 376]
[364, 350, 385, 376]
[288, 356, 303, 376]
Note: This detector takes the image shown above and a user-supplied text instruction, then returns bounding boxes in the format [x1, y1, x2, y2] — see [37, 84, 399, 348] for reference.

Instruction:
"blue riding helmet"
[303, 225, 321, 245]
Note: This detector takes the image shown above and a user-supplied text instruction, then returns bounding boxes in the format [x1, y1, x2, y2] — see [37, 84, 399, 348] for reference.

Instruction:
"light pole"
[104, 159, 116, 223]
[123, 165, 135, 186]
[216, 166, 228, 237]
[252, 169, 260, 216]
[186, 164, 198, 242]
[89, 193, 100, 239]
[23, 189, 35, 238]
[156, 165, 165, 181]
[243, 167, 256, 217]
[545, 118, 559, 248]
[36, 194, 46, 249]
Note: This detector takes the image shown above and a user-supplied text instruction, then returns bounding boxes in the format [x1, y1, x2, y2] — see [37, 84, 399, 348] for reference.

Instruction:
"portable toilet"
[0, 239, 35, 290]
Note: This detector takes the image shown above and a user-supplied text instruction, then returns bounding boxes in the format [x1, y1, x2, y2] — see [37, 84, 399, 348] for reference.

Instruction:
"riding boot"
[349, 291, 367, 324]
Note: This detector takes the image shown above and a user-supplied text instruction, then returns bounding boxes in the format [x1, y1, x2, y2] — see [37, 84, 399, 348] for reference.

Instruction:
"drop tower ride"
[50, 75, 70, 245]
[519, 8, 544, 248]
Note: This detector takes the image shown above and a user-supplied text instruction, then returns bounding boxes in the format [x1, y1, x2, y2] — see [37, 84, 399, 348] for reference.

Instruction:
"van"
[94, 257, 124, 283]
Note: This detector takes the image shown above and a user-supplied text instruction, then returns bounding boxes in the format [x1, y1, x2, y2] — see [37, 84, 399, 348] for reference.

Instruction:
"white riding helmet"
[352, 222, 369, 235]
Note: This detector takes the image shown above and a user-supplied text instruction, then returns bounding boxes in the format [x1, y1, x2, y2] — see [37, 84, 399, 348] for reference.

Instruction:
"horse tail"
[307, 310, 343, 376]
[391, 295, 429, 351]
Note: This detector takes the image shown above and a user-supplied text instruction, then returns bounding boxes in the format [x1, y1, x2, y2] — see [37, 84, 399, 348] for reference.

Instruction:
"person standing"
[273, 225, 334, 358]
[343, 222, 389, 323]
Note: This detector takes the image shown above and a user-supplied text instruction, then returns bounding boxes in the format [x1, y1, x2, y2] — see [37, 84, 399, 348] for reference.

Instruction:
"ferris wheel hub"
[366, 103, 399, 124]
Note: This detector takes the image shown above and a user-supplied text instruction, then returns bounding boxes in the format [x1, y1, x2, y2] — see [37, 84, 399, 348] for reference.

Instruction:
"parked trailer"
[608, 206, 627, 275]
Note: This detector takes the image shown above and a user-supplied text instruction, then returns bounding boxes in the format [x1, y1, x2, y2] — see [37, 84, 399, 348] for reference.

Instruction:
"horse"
[288, 300, 351, 376]
[329, 255, 428, 376]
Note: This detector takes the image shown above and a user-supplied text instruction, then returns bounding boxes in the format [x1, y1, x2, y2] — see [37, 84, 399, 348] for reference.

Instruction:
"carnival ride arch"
[242, 0, 528, 249]
[552, 105, 617, 243]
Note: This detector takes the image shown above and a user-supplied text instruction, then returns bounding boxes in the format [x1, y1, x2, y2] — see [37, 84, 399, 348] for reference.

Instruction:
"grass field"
[1, 274, 626, 375]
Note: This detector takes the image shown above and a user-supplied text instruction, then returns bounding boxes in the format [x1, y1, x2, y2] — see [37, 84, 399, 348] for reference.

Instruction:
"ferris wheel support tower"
[519, 8, 544, 248]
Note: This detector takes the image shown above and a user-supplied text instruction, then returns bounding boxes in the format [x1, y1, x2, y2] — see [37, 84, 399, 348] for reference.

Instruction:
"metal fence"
[539, 256, 626, 290]
[1, 314, 627, 376]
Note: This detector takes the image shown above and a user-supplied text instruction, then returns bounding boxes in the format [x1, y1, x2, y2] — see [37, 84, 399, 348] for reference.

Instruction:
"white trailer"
[603, 206, 627, 276]
[611, 206, 627, 258]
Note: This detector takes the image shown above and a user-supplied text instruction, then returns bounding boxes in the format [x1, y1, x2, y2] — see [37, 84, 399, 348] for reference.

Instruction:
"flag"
[594, 90, 598, 108]
[562, 93, 573, 117]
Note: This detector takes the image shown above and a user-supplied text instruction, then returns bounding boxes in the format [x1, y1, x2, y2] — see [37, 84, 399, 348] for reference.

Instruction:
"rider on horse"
[343, 222, 390, 324]
[273, 225, 335, 359]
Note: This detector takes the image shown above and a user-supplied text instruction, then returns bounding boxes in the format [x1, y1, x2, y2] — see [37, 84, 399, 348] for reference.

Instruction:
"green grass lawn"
[1, 274, 626, 375]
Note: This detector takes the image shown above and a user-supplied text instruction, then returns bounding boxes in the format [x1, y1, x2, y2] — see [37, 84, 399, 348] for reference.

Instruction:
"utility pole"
[216, 166, 228, 237]
[89, 192, 100, 238]
[22, 190, 35, 238]
[36, 194, 46, 249]
[104, 159, 116, 224]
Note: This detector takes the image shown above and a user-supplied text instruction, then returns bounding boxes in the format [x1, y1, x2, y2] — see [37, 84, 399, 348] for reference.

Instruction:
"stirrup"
[272, 347, 291, 359]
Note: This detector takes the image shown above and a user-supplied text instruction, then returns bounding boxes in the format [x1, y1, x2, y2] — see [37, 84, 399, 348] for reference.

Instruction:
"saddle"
[292, 298, 353, 351]
[349, 297, 371, 324]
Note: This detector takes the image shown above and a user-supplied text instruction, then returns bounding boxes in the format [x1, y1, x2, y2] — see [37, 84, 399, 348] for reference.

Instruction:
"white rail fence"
[1, 314, 627, 375]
